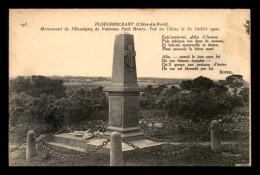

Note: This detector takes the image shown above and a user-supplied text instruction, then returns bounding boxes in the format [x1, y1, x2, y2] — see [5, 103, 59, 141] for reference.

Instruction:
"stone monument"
[104, 32, 144, 140]
[47, 33, 163, 153]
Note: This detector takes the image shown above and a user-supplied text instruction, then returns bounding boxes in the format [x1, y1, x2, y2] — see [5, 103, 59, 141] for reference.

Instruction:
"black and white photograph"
[8, 9, 251, 166]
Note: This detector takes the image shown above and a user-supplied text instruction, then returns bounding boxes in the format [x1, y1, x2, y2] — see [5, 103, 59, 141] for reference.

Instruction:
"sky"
[9, 9, 250, 82]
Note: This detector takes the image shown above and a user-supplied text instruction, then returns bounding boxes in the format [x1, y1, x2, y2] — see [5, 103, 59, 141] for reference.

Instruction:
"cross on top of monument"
[104, 33, 144, 92]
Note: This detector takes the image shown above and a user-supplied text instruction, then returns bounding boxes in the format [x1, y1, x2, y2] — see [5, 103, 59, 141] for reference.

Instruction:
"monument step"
[46, 142, 112, 155]
[46, 142, 87, 154]
[48, 133, 164, 154]
[53, 133, 103, 149]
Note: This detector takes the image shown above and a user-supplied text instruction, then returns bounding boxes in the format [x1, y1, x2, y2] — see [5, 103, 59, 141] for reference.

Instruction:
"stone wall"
[139, 110, 250, 134]
[220, 114, 249, 133]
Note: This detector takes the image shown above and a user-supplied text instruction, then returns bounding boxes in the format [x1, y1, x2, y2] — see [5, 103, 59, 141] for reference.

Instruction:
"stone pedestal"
[104, 33, 144, 140]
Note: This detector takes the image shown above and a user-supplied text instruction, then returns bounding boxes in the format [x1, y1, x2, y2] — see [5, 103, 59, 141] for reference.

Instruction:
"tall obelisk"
[104, 32, 144, 140]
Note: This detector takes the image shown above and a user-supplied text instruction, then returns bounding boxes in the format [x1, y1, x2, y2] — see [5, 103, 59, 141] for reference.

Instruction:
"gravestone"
[104, 32, 145, 140]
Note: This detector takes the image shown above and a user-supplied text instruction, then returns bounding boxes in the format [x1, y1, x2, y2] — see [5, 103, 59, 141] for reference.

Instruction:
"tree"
[180, 76, 215, 93]
[192, 76, 215, 92]
[9, 92, 34, 127]
[30, 76, 66, 98]
[145, 85, 153, 94]
[59, 86, 108, 124]
[153, 85, 167, 96]
[9, 76, 32, 93]
[225, 74, 245, 96]
[165, 86, 180, 96]
[140, 92, 156, 109]
[164, 76, 244, 122]
[238, 87, 249, 105]
[180, 80, 193, 90]
[10, 76, 66, 98]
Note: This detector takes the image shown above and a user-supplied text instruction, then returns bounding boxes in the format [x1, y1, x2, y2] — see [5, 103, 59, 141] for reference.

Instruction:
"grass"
[9, 142, 249, 166]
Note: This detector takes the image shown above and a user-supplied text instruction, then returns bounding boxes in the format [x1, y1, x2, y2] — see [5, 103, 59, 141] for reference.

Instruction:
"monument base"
[45, 133, 164, 155]
[104, 126, 145, 141]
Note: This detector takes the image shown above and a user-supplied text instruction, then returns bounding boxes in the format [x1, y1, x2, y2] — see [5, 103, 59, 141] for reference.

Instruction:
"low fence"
[13, 120, 241, 166]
